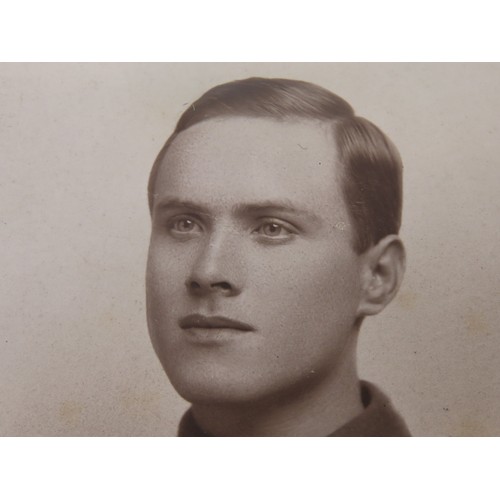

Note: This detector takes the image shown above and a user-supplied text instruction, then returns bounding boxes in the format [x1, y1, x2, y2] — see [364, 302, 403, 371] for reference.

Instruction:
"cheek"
[145, 240, 189, 332]
[146, 238, 189, 293]
[260, 241, 359, 297]
[145, 242, 191, 368]
[251, 245, 361, 348]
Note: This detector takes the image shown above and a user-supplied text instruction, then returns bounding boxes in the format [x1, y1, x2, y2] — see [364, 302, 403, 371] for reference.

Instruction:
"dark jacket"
[178, 380, 411, 437]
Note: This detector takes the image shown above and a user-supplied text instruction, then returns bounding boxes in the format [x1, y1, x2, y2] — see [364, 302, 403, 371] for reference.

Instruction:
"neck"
[190, 339, 363, 437]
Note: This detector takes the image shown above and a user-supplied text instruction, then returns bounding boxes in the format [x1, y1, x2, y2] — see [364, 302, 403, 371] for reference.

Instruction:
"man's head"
[148, 77, 403, 254]
[145, 78, 405, 409]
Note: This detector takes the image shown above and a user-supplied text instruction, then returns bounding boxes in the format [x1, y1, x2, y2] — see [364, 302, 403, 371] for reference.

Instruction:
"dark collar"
[177, 380, 411, 437]
[328, 380, 411, 436]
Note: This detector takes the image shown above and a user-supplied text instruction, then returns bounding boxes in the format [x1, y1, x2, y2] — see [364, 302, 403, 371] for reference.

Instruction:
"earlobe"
[357, 235, 406, 317]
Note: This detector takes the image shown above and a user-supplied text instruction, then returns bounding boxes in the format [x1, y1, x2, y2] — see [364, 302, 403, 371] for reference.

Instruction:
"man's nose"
[185, 229, 243, 298]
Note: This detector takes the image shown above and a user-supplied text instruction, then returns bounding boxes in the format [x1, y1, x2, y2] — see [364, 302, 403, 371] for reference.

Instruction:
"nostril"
[186, 279, 235, 295]
[212, 281, 231, 291]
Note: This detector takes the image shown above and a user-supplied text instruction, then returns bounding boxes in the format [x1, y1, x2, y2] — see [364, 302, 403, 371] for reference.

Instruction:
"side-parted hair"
[148, 77, 403, 254]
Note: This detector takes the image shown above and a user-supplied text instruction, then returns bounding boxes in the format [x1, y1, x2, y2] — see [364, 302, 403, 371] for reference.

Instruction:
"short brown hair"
[148, 77, 403, 253]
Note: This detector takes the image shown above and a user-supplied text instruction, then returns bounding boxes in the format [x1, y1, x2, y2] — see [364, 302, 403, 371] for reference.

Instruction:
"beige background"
[1, 63, 498, 436]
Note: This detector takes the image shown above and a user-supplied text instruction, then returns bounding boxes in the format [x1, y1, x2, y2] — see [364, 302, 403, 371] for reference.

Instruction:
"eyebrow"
[154, 197, 211, 216]
[154, 196, 323, 226]
[233, 200, 323, 226]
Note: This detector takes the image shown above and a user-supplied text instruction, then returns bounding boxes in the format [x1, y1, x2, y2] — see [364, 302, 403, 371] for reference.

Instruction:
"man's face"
[146, 117, 364, 405]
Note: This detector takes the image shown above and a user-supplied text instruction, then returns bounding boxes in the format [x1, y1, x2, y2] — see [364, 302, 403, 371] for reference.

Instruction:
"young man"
[146, 77, 410, 436]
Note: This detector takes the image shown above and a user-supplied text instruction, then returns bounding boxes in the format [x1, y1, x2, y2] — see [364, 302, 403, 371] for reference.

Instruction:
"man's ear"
[357, 235, 406, 317]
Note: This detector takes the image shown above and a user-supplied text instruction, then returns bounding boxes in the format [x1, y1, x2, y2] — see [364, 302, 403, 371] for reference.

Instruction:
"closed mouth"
[179, 314, 254, 331]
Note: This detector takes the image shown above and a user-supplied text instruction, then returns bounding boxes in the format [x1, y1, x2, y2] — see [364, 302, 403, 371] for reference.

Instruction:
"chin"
[166, 366, 260, 406]
[164, 361, 322, 409]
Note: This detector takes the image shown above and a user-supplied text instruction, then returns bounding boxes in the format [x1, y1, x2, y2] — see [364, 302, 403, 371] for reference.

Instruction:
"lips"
[179, 314, 254, 331]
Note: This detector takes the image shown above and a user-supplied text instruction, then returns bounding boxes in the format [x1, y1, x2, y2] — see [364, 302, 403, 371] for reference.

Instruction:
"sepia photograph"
[1, 63, 499, 437]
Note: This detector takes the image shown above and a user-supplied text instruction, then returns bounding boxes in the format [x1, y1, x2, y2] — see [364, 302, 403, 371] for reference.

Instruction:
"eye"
[254, 221, 295, 239]
[169, 216, 203, 235]
[261, 222, 285, 237]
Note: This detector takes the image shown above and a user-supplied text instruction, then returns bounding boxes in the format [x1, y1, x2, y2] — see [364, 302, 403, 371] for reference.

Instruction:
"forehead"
[154, 117, 348, 221]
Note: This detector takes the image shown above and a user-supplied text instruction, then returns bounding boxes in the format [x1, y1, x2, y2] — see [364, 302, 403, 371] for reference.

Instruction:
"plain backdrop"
[1, 63, 499, 436]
